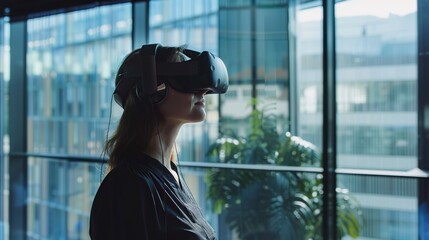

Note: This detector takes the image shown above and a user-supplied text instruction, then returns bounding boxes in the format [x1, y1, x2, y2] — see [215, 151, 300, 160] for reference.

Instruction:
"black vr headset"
[113, 43, 229, 108]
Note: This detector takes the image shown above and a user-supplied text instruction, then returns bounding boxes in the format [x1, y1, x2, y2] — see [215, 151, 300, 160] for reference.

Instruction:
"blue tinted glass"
[26, 4, 132, 239]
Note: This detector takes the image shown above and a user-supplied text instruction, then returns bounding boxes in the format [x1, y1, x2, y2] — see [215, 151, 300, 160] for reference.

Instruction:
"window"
[335, 0, 419, 238]
[25, 4, 132, 238]
[2, 0, 428, 239]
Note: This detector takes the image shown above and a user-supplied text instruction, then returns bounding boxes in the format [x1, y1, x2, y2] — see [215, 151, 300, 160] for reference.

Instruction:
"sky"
[299, 0, 417, 22]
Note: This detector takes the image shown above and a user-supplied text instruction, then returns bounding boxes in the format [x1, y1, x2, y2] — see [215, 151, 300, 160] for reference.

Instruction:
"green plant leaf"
[205, 100, 363, 239]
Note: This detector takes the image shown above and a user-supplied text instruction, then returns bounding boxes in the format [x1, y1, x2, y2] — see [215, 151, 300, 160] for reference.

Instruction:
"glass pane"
[339, 174, 418, 239]
[149, 0, 220, 163]
[335, 0, 417, 170]
[182, 166, 321, 239]
[25, 4, 133, 239]
[218, 0, 298, 165]
[26, 3, 132, 156]
[335, 1, 418, 239]
[27, 157, 100, 240]
[296, 2, 324, 159]
[149, 1, 324, 239]
[149, 0, 218, 53]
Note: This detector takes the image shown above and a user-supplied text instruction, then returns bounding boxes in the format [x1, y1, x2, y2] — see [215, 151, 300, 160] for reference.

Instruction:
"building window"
[25, 3, 132, 238]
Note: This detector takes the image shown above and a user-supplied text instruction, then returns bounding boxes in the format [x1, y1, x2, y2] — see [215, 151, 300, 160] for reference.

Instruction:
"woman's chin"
[191, 110, 206, 122]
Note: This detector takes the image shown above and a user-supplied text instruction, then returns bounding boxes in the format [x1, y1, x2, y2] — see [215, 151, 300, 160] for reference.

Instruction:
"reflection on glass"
[335, 0, 418, 239]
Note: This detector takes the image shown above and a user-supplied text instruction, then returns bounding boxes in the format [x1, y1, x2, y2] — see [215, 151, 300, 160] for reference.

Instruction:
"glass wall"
[148, 0, 326, 239]
[25, 4, 132, 239]
[296, 0, 419, 238]
[149, 0, 220, 164]
[335, 0, 417, 170]
[297, 3, 323, 146]
[1, 0, 426, 239]
[26, 3, 132, 156]
[148, 1, 221, 237]
[27, 158, 100, 240]
[335, 0, 418, 238]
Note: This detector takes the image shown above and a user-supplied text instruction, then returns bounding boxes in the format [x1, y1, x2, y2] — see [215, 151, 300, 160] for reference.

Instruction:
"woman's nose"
[198, 89, 209, 95]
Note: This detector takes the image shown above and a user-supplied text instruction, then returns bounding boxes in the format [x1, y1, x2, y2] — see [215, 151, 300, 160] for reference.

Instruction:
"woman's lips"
[195, 99, 205, 106]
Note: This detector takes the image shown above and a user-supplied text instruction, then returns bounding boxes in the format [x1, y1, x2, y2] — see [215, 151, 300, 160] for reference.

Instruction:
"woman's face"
[157, 85, 207, 125]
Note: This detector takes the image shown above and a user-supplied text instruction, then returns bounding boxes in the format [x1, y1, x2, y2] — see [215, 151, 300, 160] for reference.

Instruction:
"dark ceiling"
[0, 0, 324, 21]
[0, 0, 140, 21]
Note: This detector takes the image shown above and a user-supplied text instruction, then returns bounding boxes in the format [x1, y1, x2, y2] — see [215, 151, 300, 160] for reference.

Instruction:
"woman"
[89, 44, 226, 239]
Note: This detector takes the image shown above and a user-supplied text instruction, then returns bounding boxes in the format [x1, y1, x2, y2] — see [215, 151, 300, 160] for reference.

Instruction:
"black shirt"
[89, 153, 216, 240]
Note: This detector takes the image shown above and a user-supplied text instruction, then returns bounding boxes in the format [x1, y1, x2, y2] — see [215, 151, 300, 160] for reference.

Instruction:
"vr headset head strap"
[137, 43, 160, 100]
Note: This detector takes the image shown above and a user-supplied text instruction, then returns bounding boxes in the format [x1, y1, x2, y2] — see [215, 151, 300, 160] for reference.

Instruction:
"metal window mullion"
[9, 20, 28, 240]
[251, 0, 257, 110]
[288, 0, 298, 135]
[322, 0, 337, 240]
[132, 1, 148, 49]
[418, 0, 429, 239]
[0, 18, 4, 240]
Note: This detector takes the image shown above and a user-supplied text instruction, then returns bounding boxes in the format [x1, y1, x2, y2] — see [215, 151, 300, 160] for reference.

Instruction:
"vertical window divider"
[418, 0, 429, 238]
[322, 0, 337, 239]
[288, 0, 298, 135]
[9, 20, 28, 240]
[132, 1, 148, 49]
[0, 17, 4, 239]
[251, 0, 257, 111]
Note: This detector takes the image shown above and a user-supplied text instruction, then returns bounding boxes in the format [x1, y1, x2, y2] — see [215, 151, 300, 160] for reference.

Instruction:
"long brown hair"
[104, 45, 185, 171]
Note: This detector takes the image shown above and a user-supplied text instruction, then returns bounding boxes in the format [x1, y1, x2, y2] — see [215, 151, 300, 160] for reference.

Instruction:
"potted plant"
[205, 102, 362, 239]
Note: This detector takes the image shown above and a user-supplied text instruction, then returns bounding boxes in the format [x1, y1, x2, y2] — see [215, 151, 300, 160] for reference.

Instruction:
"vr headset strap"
[139, 44, 159, 97]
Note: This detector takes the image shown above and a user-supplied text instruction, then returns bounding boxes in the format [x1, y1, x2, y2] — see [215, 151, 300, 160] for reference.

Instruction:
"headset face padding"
[113, 44, 229, 108]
